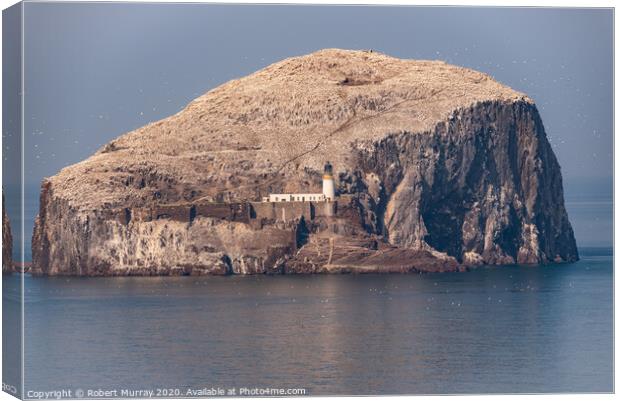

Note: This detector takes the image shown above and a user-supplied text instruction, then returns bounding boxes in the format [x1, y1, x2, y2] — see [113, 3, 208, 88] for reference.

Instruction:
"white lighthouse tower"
[322, 161, 336, 201]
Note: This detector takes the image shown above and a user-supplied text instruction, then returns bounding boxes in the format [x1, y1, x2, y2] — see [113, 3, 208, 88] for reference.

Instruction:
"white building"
[263, 162, 336, 203]
[262, 193, 326, 203]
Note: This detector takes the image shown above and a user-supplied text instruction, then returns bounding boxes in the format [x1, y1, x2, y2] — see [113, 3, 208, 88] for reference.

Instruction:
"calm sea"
[2, 182, 614, 396]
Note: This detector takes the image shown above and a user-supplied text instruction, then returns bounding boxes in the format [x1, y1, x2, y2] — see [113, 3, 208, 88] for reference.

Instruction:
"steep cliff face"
[3, 192, 13, 274]
[32, 49, 578, 275]
[350, 100, 577, 265]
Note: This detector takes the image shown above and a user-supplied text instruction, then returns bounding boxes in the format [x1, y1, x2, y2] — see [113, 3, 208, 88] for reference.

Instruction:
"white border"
[0, 2, 615, 401]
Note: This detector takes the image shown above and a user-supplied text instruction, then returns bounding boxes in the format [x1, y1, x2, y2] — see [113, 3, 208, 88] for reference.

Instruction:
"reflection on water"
[11, 248, 612, 395]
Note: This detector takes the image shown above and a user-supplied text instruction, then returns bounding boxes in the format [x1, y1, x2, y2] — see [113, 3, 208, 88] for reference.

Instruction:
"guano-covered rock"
[32, 49, 578, 275]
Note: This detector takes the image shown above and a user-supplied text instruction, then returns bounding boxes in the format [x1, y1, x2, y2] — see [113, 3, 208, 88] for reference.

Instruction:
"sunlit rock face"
[32, 49, 578, 275]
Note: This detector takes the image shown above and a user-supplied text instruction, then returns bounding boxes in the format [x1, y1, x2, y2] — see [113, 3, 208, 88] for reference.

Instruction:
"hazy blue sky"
[2, 3, 614, 255]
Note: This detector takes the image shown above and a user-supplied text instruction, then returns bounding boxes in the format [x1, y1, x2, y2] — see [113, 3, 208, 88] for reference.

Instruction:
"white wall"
[267, 193, 325, 202]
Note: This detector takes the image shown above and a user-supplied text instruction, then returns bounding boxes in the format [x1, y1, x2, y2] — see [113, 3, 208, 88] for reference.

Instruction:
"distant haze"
[2, 4, 613, 254]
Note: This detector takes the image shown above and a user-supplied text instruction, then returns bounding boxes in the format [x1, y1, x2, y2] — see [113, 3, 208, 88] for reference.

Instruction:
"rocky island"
[32, 49, 578, 276]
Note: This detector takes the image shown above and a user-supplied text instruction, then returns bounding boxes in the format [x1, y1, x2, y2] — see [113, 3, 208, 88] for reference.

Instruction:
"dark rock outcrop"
[31, 49, 578, 275]
[3, 192, 13, 274]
